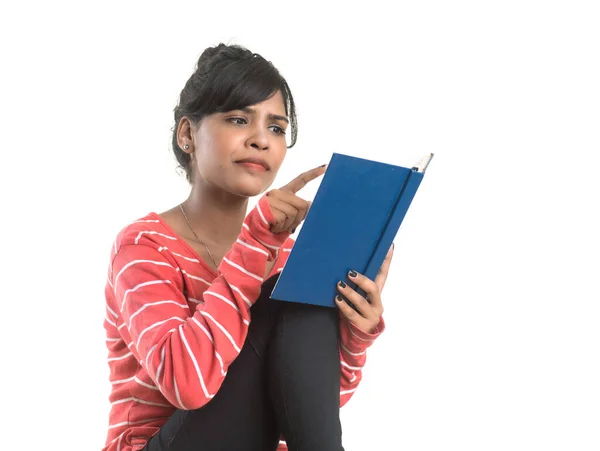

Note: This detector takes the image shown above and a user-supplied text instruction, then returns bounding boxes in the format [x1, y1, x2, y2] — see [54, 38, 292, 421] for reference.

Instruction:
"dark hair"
[171, 43, 298, 183]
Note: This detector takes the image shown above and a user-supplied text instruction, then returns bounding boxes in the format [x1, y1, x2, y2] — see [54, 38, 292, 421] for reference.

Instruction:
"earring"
[183, 145, 189, 150]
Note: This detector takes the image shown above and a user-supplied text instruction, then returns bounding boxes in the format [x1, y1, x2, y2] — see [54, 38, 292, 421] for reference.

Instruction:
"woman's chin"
[229, 181, 269, 198]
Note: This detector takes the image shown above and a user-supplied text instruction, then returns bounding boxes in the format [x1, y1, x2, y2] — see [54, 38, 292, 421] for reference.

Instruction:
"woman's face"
[189, 90, 289, 198]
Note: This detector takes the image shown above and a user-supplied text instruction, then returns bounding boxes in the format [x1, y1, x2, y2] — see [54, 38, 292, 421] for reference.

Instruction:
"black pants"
[142, 275, 344, 451]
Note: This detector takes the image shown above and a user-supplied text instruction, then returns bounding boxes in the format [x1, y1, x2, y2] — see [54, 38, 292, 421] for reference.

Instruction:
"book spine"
[363, 169, 424, 283]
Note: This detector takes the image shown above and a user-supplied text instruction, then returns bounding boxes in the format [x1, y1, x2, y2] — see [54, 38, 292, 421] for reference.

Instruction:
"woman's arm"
[109, 195, 289, 410]
[335, 245, 394, 406]
[338, 318, 385, 406]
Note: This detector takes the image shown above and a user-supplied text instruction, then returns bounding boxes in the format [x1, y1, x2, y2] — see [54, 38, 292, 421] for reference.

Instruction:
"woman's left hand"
[335, 244, 394, 333]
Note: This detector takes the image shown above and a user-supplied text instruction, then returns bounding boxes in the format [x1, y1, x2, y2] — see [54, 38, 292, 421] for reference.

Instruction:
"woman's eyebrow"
[240, 107, 289, 124]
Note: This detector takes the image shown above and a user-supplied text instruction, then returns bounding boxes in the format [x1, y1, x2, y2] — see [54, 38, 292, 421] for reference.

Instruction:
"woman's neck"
[182, 183, 249, 249]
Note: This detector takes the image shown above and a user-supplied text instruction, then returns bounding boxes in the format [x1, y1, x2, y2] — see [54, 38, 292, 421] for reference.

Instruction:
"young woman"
[102, 43, 392, 451]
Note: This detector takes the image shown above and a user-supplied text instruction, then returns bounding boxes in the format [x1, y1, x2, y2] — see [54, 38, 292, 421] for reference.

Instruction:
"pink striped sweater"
[102, 194, 384, 451]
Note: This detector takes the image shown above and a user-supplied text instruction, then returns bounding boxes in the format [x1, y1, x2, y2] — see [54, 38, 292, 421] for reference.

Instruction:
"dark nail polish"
[320, 164, 327, 167]
[291, 227, 296, 233]
[339, 281, 346, 288]
[336, 295, 343, 303]
[349, 270, 358, 278]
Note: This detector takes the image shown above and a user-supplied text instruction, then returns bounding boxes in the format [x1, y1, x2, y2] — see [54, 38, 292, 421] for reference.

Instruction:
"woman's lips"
[237, 162, 267, 171]
[235, 158, 269, 171]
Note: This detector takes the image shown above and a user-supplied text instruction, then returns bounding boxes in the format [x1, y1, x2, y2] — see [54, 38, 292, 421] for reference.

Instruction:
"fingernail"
[338, 281, 346, 288]
[336, 295, 343, 303]
[349, 270, 358, 278]
[320, 163, 328, 167]
[291, 227, 296, 233]
[392, 242, 395, 250]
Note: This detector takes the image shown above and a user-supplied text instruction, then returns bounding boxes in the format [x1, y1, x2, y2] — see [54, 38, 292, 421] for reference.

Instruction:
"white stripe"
[134, 231, 177, 245]
[132, 219, 160, 223]
[340, 388, 356, 396]
[179, 324, 214, 399]
[107, 351, 132, 362]
[154, 347, 165, 386]
[191, 317, 214, 343]
[236, 238, 269, 257]
[215, 350, 227, 377]
[106, 337, 121, 342]
[136, 317, 185, 349]
[204, 291, 250, 325]
[282, 248, 292, 252]
[350, 374, 357, 383]
[256, 202, 269, 225]
[182, 270, 211, 285]
[171, 251, 200, 262]
[188, 297, 203, 304]
[341, 359, 363, 371]
[277, 267, 283, 272]
[135, 376, 159, 391]
[230, 284, 252, 308]
[120, 280, 173, 311]
[340, 342, 366, 356]
[111, 396, 172, 408]
[158, 246, 200, 262]
[118, 322, 127, 331]
[108, 416, 168, 430]
[105, 431, 126, 451]
[348, 324, 374, 342]
[242, 223, 279, 250]
[105, 433, 121, 447]
[128, 300, 188, 324]
[107, 304, 118, 318]
[107, 276, 114, 288]
[145, 344, 157, 372]
[105, 316, 117, 327]
[200, 311, 241, 353]
[114, 260, 174, 290]
[223, 257, 263, 282]
[173, 375, 187, 410]
[255, 237, 280, 251]
[110, 376, 135, 385]
[189, 318, 225, 376]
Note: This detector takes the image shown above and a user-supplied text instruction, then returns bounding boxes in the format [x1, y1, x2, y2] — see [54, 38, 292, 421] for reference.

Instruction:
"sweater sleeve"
[338, 315, 385, 407]
[110, 195, 289, 410]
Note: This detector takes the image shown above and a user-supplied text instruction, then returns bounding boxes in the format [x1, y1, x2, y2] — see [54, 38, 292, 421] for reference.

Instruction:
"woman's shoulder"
[113, 212, 169, 245]
[109, 212, 184, 260]
[108, 212, 214, 276]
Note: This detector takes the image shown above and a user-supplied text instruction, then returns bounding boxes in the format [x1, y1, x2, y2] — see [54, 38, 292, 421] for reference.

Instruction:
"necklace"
[178, 204, 219, 269]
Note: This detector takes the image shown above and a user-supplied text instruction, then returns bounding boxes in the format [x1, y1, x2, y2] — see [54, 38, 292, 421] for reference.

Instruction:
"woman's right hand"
[265, 165, 327, 234]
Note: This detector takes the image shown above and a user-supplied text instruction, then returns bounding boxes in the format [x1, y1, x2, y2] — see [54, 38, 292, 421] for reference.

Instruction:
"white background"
[1, 1, 599, 450]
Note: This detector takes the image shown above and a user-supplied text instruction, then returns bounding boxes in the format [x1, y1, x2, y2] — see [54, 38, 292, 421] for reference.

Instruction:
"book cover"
[270, 152, 433, 308]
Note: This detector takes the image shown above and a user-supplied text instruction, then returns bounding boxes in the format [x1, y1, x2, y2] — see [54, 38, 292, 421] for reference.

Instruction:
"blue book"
[270, 152, 433, 308]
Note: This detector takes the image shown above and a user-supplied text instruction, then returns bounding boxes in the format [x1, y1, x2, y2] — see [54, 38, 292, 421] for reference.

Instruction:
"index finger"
[280, 165, 327, 193]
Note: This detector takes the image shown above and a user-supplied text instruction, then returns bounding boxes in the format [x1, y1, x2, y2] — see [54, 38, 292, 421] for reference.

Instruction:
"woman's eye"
[269, 125, 286, 135]
[228, 117, 247, 125]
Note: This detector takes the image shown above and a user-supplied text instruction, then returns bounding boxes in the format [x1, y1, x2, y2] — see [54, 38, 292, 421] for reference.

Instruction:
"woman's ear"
[177, 117, 195, 153]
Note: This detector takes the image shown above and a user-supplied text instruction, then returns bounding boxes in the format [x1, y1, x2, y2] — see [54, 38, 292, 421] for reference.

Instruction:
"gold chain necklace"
[178, 204, 219, 269]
